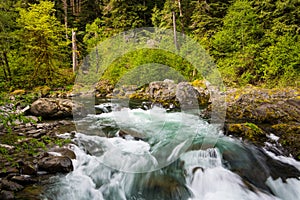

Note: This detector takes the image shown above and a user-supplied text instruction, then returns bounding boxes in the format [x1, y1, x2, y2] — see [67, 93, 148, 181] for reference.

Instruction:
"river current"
[42, 102, 300, 200]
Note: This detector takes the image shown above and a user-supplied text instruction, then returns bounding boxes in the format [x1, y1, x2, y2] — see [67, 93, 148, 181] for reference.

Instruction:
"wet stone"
[38, 156, 73, 173]
[11, 175, 38, 185]
[27, 129, 43, 134]
[0, 190, 14, 200]
[1, 180, 24, 191]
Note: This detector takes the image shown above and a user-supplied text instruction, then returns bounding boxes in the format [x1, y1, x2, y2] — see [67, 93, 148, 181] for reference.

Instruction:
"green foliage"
[211, 0, 299, 87]
[260, 34, 300, 86]
[101, 49, 200, 85]
[17, 1, 70, 87]
[0, 0, 298, 90]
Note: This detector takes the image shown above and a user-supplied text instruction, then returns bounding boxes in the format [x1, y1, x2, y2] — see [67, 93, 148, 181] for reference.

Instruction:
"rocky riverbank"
[0, 102, 77, 199]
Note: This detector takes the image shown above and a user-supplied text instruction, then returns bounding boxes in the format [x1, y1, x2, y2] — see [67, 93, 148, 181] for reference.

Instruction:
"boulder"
[38, 155, 73, 173]
[176, 82, 209, 109]
[222, 86, 300, 159]
[50, 147, 76, 160]
[30, 98, 85, 119]
[1, 180, 24, 192]
[95, 79, 114, 98]
[149, 79, 177, 101]
[225, 123, 266, 143]
[18, 161, 37, 175]
[0, 190, 14, 200]
[225, 87, 300, 124]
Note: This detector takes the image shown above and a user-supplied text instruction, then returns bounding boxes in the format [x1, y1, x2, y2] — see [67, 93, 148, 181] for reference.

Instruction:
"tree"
[17, 1, 69, 86]
[260, 34, 300, 86]
[190, 0, 232, 48]
[212, 0, 264, 85]
[0, 0, 18, 84]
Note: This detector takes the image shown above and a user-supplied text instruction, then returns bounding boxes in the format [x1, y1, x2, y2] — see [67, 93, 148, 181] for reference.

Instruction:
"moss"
[33, 86, 51, 97]
[245, 122, 262, 133]
[191, 79, 206, 88]
[129, 92, 150, 100]
[227, 123, 265, 142]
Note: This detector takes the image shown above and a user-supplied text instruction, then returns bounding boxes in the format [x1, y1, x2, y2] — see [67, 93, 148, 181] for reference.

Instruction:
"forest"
[0, 0, 299, 93]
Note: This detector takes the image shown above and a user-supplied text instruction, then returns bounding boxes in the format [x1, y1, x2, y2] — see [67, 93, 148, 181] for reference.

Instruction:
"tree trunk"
[62, 0, 68, 39]
[178, 0, 184, 34]
[0, 57, 8, 81]
[3, 52, 11, 81]
[72, 29, 78, 73]
[172, 10, 178, 50]
[78, 0, 81, 14]
[70, 0, 75, 15]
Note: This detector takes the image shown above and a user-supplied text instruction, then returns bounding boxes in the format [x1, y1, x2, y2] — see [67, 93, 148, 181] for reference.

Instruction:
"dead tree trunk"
[70, 0, 75, 15]
[178, 0, 184, 35]
[172, 10, 178, 50]
[62, 0, 68, 39]
[72, 29, 78, 73]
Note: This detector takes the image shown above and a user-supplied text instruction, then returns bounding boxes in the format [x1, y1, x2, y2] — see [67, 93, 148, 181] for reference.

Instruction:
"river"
[41, 101, 300, 200]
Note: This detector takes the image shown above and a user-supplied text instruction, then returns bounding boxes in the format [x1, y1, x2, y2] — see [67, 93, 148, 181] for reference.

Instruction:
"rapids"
[42, 102, 300, 200]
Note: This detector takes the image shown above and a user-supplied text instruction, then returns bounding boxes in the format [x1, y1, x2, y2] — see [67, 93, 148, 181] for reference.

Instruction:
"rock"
[225, 123, 266, 143]
[176, 82, 209, 109]
[0, 167, 19, 177]
[19, 161, 37, 175]
[149, 79, 177, 101]
[38, 156, 73, 173]
[270, 123, 300, 160]
[0, 144, 15, 151]
[225, 87, 300, 124]
[222, 87, 300, 159]
[113, 85, 139, 98]
[11, 175, 38, 185]
[0, 190, 14, 200]
[26, 116, 39, 123]
[50, 148, 76, 160]
[118, 129, 147, 141]
[30, 98, 85, 119]
[95, 79, 114, 97]
[1, 180, 24, 191]
[26, 129, 43, 134]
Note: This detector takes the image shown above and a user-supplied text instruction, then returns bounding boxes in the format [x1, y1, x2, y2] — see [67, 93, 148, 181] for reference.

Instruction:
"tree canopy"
[0, 0, 299, 91]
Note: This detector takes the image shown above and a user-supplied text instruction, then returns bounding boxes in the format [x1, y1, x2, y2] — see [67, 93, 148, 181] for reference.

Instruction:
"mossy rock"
[279, 132, 300, 160]
[271, 123, 300, 136]
[33, 86, 51, 97]
[129, 92, 150, 100]
[270, 123, 300, 160]
[226, 123, 266, 142]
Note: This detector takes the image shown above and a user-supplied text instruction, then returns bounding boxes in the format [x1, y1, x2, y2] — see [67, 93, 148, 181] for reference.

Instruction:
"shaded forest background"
[0, 0, 299, 93]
